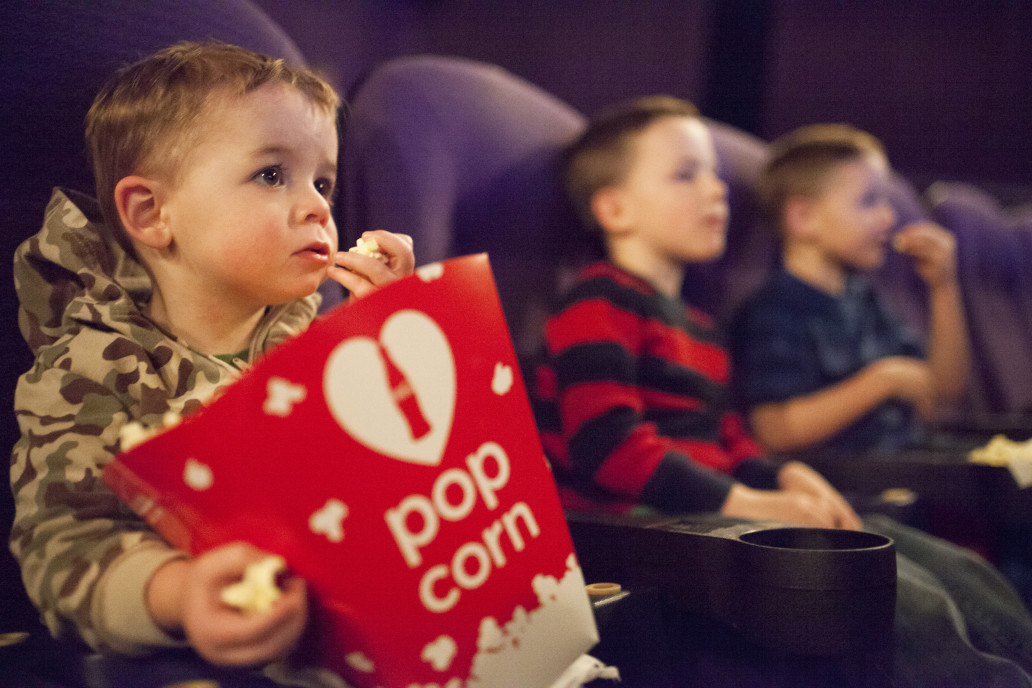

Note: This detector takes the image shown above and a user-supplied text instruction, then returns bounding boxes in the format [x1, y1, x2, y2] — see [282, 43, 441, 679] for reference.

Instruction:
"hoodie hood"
[15, 188, 154, 357]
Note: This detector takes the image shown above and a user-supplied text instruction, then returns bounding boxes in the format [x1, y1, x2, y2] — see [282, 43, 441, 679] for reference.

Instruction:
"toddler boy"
[533, 96, 861, 529]
[9, 42, 414, 666]
[730, 124, 969, 454]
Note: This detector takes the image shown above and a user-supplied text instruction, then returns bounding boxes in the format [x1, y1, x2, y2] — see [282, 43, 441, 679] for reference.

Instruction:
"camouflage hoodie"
[10, 188, 319, 654]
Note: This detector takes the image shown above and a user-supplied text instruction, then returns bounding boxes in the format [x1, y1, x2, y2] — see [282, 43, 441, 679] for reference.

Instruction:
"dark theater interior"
[3, 2, 1032, 686]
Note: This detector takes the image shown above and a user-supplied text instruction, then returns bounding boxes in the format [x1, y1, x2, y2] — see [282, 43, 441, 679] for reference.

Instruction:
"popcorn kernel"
[221, 555, 287, 613]
[349, 237, 386, 261]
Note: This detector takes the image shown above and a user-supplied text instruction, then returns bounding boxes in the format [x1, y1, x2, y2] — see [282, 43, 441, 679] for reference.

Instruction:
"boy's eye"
[674, 162, 700, 182]
[860, 189, 885, 208]
[254, 166, 284, 187]
[315, 177, 335, 199]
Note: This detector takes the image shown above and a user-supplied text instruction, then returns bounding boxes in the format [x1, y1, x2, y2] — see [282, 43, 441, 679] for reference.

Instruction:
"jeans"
[866, 514, 1032, 687]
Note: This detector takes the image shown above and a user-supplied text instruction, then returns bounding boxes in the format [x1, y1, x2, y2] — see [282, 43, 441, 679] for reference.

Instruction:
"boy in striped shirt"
[534, 96, 860, 529]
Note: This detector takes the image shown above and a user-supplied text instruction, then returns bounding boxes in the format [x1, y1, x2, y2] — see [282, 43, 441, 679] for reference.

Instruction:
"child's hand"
[147, 542, 307, 667]
[776, 461, 863, 530]
[868, 356, 936, 420]
[721, 483, 859, 530]
[327, 230, 415, 299]
[893, 222, 958, 289]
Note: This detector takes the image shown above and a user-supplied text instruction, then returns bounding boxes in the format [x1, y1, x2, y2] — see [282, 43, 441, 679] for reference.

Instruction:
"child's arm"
[749, 355, 935, 452]
[327, 230, 415, 299]
[146, 542, 308, 666]
[11, 367, 198, 653]
[895, 222, 970, 403]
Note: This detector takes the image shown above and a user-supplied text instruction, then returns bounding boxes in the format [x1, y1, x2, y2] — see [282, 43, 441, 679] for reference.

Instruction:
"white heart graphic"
[324, 310, 455, 467]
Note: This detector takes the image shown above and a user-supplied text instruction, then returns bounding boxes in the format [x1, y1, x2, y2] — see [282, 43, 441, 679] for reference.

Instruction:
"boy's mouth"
[704, 210, 728, 230]
[298, 242, 331, 258]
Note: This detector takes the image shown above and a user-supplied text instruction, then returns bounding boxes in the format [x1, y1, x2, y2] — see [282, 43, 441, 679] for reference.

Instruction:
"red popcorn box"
[103, 254, 599, 687]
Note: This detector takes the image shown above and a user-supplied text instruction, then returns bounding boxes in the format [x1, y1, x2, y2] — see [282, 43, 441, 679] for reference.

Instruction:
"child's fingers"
[894, 222, 954, 255]
[359, 230, 416, 274]
[368, 229, 413, 251]
[325, 261, 368, 297]
[894, 222, 958, 286]
[329, 230, 416, 299]
[828, 497, 863, 530]
[327, 253, 394, 296]
[220, 579, 307, 663]
[186, 558, 307, 666]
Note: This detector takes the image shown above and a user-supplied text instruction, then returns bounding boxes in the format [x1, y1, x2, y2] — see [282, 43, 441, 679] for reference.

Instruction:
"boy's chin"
[690, 240, 727, 264]
[853, 254, 887, 272]
[268, 280, 325, 305]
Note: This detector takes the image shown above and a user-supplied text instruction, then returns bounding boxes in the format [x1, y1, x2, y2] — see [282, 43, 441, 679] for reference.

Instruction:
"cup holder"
[735, 526, 896, 593]
[566, 513, 898, 654]
[739, 527, 893, 552]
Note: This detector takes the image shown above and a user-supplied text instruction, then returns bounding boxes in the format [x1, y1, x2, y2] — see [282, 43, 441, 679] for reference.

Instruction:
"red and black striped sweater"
[533, 262, 777, 514]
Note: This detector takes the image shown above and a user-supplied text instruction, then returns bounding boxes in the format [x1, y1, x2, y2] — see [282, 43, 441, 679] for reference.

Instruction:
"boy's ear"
[591, 186, 633, 236]
[114, 175, 171, 248]
[783, 195, 816, 240]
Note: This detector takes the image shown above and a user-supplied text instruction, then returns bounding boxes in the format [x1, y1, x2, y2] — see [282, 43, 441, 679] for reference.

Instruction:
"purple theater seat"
[926, 181, 1032, 415]
[342, 55, 588, 360]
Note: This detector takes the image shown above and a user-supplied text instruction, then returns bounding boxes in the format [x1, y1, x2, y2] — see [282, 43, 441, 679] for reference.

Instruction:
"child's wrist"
[929, 274, 960, 292]
[145, 556, 191, 635]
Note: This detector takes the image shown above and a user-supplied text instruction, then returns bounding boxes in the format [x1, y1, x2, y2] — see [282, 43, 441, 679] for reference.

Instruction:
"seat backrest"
[342, 55, 589, 362]
[0, 0, 308, 635]
[926, 181, 1032, 415]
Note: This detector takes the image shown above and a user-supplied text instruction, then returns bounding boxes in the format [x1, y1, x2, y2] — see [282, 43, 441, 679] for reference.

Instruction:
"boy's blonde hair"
[759, 123, 886, 237]
[563, 95, 701, 239]
[86, 41, 340, 235]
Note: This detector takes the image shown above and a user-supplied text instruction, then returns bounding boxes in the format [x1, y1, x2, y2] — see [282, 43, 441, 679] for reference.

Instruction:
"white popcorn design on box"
[183, 458, 214, 491]
[264, 377, 307, 416]
[310, 498, 349, 543]
[491, 363, 514, 396]
[421, 635, 458, 671]
[398, 554, 594, 688]
[417, 262, 445, 282]
[465, 554, 593, 688]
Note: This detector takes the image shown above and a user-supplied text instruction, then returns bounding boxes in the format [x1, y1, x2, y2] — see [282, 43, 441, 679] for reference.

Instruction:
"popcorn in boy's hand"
[349, 236, 386, 261]
[220, 555, 287, 613]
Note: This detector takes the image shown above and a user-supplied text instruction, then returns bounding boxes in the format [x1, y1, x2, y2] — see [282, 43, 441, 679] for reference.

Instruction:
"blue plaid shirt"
[730, 269, 923, 454]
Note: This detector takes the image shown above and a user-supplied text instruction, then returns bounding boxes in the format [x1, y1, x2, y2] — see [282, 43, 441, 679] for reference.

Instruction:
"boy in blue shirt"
[731, 124, 969, 454]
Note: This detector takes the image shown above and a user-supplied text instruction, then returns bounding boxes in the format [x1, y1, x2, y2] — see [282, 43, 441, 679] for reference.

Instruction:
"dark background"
[256, 0, 1032, 201]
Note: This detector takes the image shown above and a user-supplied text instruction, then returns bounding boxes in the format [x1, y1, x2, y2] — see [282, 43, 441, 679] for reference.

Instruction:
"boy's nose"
[711, 173, 729, 200]
[296, 187, 331, 226]
[881, 202, 897, 229]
